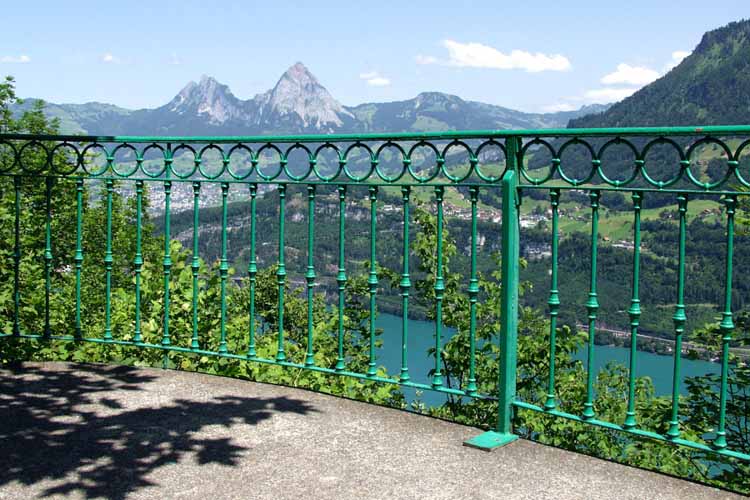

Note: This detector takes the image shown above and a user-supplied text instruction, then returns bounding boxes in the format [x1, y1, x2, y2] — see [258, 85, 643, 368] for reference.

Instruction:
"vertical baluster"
[667, 194, 688, 438]
[624, 191, 643, 429]
[162, 177, 172, 347]
[74, 178, 84, 339]
[276, 184, 287, 361]
[583, 190, 600, 420]
[466, 186, 480, 395]
[544, 188, 561, 410]
[335, 185, 347, 371]
[714, 195, 736, 449]
[103, 179, 114, 341]
[12, 176, 21, 336]
[190, 181, 201, 349]
[43, 177, 53, 338]
[489, 156, 520, 445]
[218, 182, 229, 354]
[367, 186, 379, 377]
[399, 186, 411, 382]
[133, 180, 143, 343]
[433, 186, 445, 388]
[304, 185, 316, 366]
[496, 156, 520, 443]
[247, 183, 258, 358]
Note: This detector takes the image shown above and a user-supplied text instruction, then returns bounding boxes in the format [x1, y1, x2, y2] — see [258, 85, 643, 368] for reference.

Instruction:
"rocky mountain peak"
[256, 62, 353, 128]
[167, 75, 243, 124]
[280, 62, 319, 86]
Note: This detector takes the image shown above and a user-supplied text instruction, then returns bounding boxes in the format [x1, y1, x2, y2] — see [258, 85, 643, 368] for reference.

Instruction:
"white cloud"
[101, 52, 120, 64]
[601, 63, 660, 86]
[541, 103, 578, 113]
[672, 50, 690, 64]
[600, 49, 691, 87]
[599, 49, 691, 87]
[366, 77, 391, 87]
[583, 87, 640, 103]
[663, 50, 690, 71]
[545, 49, 692, 111]
[359, 70, 391, 87]
[415, 54, 438, 65]
[418, 39, 571, 72]
[0, 55, 31, 64]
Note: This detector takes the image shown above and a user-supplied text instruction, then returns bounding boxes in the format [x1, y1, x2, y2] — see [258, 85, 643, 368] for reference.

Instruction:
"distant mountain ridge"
[570, 19, 750, 128]
[13, 62, 608, 136]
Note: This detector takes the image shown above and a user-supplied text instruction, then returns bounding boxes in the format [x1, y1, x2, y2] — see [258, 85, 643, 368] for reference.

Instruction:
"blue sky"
[1, 1, 747, 112]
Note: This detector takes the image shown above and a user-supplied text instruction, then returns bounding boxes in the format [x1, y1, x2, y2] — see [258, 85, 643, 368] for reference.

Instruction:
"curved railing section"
[1, 126, 749, 465]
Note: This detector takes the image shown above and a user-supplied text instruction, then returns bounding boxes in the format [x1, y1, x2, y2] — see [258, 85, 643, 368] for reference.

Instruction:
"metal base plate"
[463, 431, 519, 451]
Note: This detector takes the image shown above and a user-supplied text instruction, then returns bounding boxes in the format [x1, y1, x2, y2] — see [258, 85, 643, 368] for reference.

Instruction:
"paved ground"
[0, 362, 741, 500]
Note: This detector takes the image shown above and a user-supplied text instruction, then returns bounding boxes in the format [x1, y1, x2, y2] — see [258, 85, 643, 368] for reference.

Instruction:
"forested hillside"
[570, 20, 750, 127]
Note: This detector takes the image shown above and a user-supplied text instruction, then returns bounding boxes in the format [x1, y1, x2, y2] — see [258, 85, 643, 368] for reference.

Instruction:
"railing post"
[465, 136, 521, 450]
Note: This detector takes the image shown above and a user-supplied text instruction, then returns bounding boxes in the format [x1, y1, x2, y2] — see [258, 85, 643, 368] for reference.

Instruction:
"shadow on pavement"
[0, 362, 317, 499]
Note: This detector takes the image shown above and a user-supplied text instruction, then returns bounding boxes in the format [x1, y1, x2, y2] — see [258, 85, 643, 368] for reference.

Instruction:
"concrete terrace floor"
[0, 362, 741, 500]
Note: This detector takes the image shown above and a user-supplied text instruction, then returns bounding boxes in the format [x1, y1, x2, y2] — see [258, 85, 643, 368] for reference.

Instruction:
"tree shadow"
[0, 362, 318, 499]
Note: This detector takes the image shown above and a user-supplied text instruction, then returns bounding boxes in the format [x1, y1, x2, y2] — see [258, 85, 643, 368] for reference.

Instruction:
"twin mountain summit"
[15, 19, 750, 136]
[17, 62, 607, 136]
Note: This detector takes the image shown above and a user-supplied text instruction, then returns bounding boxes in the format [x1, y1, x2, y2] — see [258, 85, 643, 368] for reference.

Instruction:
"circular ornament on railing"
[226, 143, 255, 180]
[80, 143, 109, 176]
[407, 141, 441, 183]
[373, 142, 407, 183]
[519, 138, 555, 185]
[255, 143, 284, 181]
[168, 144, 197, 179]
[0, 140, 17, 174]
[283, 143, 314, 181]
[441, 140, 475, 183]
[685, 137, 733, 190]
[556, 138, 596, 186]
[313, 143, 343, 182]
[640, 137, 685, 188]
[49, 142, 81, 176]
[596, 137, 639, 187]
[734, 139, 750, 188]
[343, 142, 376, 181]
[111, 143, 140, 177]
[18, 140, 51, 175]
[139, 143, 167, 178]
[475, 139, 507, 182]
[197, 144, 227, 180]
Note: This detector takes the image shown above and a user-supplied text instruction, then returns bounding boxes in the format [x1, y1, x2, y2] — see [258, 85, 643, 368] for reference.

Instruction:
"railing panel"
[1, 127, 749, 466]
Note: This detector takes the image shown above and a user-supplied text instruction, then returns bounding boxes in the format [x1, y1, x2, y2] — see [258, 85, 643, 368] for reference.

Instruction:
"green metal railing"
[1, 126, 750, 462]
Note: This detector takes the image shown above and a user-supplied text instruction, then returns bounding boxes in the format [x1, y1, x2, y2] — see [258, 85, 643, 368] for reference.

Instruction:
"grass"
[522, 198, 723, 241]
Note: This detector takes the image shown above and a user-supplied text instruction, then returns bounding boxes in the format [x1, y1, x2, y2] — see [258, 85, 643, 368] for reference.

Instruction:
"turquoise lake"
[374, 312, 719, 408]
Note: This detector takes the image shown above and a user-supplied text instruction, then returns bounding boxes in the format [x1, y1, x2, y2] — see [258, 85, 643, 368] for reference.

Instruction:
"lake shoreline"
[375, 312, 719, 402]
[375, 301, 727, 363]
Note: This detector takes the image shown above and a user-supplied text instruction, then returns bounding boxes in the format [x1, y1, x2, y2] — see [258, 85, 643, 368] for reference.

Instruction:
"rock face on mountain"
[166, 75, 245, 125]
[248, 62, 355, 132]
[16, 62, 608, 135]
[570, 19, 750, 128]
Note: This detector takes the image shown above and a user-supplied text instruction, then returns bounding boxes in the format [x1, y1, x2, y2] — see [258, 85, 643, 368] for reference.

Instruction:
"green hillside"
[570, 19, 750, 127]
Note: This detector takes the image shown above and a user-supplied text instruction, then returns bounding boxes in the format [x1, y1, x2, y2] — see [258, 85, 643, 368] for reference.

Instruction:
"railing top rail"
[3, 124, 750, 143]
[3, 126, 750, 191]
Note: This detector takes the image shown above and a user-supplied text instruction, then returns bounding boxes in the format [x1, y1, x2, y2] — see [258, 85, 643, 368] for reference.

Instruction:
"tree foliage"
[397, 204, 748, 493]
